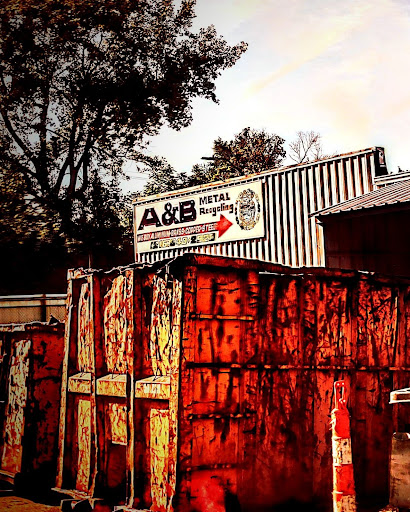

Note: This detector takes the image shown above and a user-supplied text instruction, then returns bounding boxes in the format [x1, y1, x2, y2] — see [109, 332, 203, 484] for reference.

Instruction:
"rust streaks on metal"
[52, 255, 410, 511]
[68, 373, 92, 394]
[103, 274, 128, 374]
[76, 398, 92, 493]
[0, 323, 64, 488]
[1, 339, 31, 475]
[77, 283, 93, 373]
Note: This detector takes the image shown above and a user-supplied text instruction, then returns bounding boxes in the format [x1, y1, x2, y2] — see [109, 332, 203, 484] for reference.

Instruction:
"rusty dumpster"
[54, 255, 410, 511]
[0, 321, 65, 491]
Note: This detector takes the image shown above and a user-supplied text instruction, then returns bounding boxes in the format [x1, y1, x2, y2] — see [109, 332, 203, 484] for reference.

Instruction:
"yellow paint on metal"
[76, 398, 91, 493]
[68, 373, 92, 394]
[1, 339, 31, 475]
[108, 403, 127, 446]
[104, 275, 128, 373]
[150, 408, 170, 512]
[150, 276, 172, 376]
[77, 283, 93, 372]
[96, 374, 127, 397]
[135, 376, 170, 400]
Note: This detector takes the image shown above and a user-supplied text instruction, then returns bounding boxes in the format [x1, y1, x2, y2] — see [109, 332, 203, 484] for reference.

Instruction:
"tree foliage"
[142, 127, 286, 195]
[208, 127, 285, 180]
[0, 0, 247, 291]
[0, 0, 247, 239]
[139, 155, 187, 196]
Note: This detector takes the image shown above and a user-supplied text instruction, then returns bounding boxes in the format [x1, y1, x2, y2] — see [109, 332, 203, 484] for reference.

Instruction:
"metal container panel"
[55, 254, 410, 511]
[0, 323, 64, 489]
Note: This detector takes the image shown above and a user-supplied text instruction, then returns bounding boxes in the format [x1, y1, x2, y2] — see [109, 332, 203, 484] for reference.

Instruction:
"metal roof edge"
[167, 253, 410, 285]
[310, 176, 410, 218]
[0, 294, 67, 301]
[134, 146, 384, 205]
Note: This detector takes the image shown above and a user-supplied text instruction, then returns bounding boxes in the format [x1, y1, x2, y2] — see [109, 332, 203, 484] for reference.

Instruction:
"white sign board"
[134, 181, 265, 254]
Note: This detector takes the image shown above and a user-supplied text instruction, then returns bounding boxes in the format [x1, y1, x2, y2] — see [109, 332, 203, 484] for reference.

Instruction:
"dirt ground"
[0, 496, 60, 511]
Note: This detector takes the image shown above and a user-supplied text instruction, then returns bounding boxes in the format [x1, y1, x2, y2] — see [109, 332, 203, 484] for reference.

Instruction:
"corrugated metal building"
[134, 147, 389, 266]
[312, 178, 410, 277]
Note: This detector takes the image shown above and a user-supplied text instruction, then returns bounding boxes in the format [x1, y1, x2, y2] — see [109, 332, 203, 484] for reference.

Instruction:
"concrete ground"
[0, 496, 60, 511]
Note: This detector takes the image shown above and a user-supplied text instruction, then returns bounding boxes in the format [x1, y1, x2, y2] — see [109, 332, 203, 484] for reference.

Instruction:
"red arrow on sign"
[217, 214, 233, 238]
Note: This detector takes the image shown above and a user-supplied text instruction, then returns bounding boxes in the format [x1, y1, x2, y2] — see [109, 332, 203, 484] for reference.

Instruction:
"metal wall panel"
[0, 295, 66, 324]
[177, 255, 410, 511]
[135, 148, 386, 267]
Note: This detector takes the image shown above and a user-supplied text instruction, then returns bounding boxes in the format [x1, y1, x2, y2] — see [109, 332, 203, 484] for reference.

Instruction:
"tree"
[288, 130, 324, 164]
[0, 160, 138, 293]
[139, 155, 188, 196]
[0, 0, 247, 241]
[142, 127, 286, 194]
[209, 127, 285, 180]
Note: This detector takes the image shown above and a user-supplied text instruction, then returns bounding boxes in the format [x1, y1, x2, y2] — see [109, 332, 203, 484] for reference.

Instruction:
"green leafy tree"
[142, 127, 286, 194]
[208, 127, 286, 181]
[0, 0, 247, 240]
[139, 155, 188, 196]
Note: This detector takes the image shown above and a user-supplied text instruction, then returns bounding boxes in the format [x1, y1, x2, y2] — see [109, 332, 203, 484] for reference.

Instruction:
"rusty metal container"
[134, 147, 388, 267]
[0, 322, 65, 490]
[55, 255, 410, 511]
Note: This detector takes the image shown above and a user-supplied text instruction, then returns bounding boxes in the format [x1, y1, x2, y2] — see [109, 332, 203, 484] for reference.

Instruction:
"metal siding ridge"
[330, 159, 339, 205]
[310, 165, 321, 266]
[287, 171, 297, 267]
[369, 153, 376, 188]
[294, 170, 304, 268]
[353, 156, 363, 197]
[281, 172, 290, 266]
[267, 176, 275, 262]
[301, 167, 311, 267]
[275, 173, 283, 265]
[345, 158, 355, 200]
[337, 159, 346, 203]
[314, 163, 324, 211]
[323, 162, 331, 208]
[361, 154, 370, 194]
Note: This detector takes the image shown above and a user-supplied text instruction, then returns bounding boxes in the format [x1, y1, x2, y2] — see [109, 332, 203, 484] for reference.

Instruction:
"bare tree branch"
[289, 131, 323, 164]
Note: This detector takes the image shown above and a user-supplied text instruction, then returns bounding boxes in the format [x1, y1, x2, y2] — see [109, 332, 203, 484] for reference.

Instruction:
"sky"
[125, 0, 410, 191]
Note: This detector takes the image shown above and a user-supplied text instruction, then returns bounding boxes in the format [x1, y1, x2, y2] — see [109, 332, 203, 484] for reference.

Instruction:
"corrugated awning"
[310, 178, 410, 218]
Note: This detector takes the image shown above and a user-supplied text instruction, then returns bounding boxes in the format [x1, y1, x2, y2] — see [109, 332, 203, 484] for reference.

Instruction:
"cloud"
[246, 2, 373, 96]
[147, 0, 410, 178]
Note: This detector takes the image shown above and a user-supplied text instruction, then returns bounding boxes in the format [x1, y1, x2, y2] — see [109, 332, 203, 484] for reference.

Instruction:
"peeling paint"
[150, 408, 169, 512]
[76, 398, 91, 493]
[1, 339, 31, 475]
[104, 275, 128, 374]
[150, 276, 172, 376]
[108, 403, 127, 446]
[77, 283, 93, 373]
[96, 374, 126, 398]
[54, 256, 410, 511]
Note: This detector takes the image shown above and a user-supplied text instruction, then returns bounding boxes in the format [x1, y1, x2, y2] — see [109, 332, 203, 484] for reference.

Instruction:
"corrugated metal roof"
[311, 179, 410, 218]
